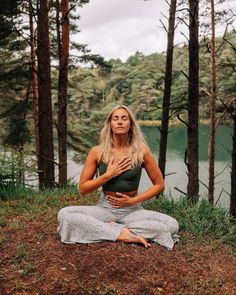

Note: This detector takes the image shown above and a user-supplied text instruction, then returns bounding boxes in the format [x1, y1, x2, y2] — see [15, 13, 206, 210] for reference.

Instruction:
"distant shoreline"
[138, 119, 212, 126]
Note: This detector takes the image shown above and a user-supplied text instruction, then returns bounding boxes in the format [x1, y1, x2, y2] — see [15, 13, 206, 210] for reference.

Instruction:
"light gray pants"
[57, 194, 179, 250]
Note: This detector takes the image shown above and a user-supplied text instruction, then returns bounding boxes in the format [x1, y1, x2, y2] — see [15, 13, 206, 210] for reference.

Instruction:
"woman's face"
[110, 108, 131, 135]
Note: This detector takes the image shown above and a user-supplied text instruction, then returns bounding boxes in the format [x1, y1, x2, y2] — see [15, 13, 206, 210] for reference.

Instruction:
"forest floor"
[0, 194, 236, 295]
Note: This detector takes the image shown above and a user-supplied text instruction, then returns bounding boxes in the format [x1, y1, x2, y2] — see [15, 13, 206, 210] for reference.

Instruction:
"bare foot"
[117, 227, 151, 248]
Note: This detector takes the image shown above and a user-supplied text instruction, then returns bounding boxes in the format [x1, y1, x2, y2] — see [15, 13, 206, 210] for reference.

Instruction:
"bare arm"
[79, 146, 131, 195]
[131, 147, 164, 204]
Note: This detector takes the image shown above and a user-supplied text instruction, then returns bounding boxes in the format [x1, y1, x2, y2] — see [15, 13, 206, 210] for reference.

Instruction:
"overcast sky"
[76, 0, 170, 61]
[75, 0, 235, 62]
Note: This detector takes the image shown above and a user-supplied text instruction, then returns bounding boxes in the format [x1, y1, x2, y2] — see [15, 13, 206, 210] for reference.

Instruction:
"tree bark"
[37, 0, 55, 188]
[158, 0, 177, 178]
[56, 0, 69, 186]
[29, 0, 40, 180]
[187, 0, 199, 202]
[208, 0, 217, 204]
[231, 103, 236, 218]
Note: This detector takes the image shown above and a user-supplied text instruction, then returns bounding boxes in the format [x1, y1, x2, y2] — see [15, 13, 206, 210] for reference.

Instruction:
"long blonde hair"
[99, 105, 147, 167]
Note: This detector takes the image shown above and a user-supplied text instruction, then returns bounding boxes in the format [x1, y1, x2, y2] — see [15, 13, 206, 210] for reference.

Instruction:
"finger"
[121, 161, 131, 168]
[123, 159, 131, 166]
[118, 156, 130, 165]
[107, 195, 116, 201]
[111, 201, 120, 207]
[119, 162, 131, 172]
[116, 192, 127, 197]
[109, 156, 114, 165]
[107, 196, 119, 205]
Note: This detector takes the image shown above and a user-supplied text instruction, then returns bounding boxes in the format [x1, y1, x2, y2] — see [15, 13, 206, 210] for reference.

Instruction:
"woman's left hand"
[107, 192, 135, 208]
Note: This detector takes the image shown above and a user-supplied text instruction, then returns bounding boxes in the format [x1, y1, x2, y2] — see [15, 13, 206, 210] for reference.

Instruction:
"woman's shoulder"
[89, 145, 101, 156]
[88, 145, 102, 162]
[142, 144, 153, 161]
[142, 144, 151, 155]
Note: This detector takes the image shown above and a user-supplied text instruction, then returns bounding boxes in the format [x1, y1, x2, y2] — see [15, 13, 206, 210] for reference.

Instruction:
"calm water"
[140, 125, 232, 209]
[68, 125, 232, 209]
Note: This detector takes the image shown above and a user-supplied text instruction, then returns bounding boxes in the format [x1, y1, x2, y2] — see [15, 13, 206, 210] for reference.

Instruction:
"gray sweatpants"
[57, 194, 179, 250]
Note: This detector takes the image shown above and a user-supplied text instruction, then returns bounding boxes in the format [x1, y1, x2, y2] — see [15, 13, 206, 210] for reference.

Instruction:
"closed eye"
[112, 115, 129, 121]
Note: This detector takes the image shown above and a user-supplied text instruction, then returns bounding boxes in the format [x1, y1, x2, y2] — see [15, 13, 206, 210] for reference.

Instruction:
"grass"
[16, 243, 27, 259]
[145, 195, 236, 246]
[0, 236, 8, 244]
[0, 183, 37, 200]
[99, 287, 116, 295]
[0, 184, 79, 219]
[18, 263, 35, 276]
[1, 187, 235, 295]
[8, 220, 25, 229]
[0, 185, 235, 247]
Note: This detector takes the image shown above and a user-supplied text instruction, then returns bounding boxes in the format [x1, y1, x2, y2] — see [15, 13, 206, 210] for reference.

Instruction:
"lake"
[68, 125, 232, 209]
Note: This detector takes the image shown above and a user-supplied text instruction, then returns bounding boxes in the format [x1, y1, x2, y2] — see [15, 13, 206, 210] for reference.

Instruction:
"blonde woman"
[58, 105, 179, 249]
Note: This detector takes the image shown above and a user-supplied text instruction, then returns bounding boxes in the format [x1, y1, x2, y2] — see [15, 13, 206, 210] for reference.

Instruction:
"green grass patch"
[0, 219, 7, 226]
[0, 236, 8, 244]
[0, 183, 37, 200]
[8, 220, 25, 229]
[16, 243, 27, 260]
[18, 263, 35, 276]
[0, 184, 80, 220]
[99, 287, 116, 295]
[0, 186, 235, 247]
[145, 196, 236, 245]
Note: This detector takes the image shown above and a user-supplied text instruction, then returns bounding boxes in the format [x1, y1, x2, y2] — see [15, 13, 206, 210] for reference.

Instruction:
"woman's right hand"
[106, 156, 131, 179]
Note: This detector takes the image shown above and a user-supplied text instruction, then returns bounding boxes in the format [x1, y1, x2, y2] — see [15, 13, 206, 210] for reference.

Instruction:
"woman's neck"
[112, 134, 129, 148]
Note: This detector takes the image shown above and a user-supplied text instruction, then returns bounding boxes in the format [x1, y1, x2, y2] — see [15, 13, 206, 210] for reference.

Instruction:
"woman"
[58, 105, 179, 249]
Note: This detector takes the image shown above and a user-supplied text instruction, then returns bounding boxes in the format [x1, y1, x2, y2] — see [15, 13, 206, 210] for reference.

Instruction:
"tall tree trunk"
[158, 0, 177, 178]
[231, 102, 236, 218]
[37, 0, 55, 188]
[187, 0, 199, 202]
[208, 0, 217, 204]
[18, 145, 25, 185]
[56, 0, 69, 186]
[29, 0, 40, 179]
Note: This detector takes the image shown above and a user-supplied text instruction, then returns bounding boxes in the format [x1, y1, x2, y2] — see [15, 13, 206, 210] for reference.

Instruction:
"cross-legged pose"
[57, 105, 179, 249]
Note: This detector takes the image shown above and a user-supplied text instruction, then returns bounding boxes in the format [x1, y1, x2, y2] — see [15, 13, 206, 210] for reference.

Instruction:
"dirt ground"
[0, 212, 236, 295]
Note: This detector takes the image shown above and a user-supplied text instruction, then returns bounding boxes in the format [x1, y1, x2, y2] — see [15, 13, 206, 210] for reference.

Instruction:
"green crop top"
[98, 161, 142, 192]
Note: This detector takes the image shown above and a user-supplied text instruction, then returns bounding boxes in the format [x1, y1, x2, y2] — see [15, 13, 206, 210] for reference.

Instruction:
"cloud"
[74, 0, 235, 61]
[78, 0, 166, 28]
[75, 0, 169, 61]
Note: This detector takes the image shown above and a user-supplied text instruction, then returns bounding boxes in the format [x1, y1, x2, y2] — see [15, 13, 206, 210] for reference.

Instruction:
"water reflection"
[141, 125, 232, 161]
[140, 125, 232, 209]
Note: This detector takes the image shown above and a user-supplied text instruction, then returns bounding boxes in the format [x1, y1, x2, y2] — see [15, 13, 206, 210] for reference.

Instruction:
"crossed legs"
[58, 205, 179, 249]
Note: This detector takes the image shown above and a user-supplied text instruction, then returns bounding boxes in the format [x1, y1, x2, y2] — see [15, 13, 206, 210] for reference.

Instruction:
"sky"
[76, 0, 170, 61]
[75, 0, 235, 62]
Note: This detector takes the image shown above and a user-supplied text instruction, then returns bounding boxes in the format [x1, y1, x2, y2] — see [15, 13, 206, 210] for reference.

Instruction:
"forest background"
[0, 0, 236, 215]
[0, 1, 236, 294]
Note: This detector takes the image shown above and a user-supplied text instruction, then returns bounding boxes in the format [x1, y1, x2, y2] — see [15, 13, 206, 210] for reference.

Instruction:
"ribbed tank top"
[98, 161, 142, 192]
